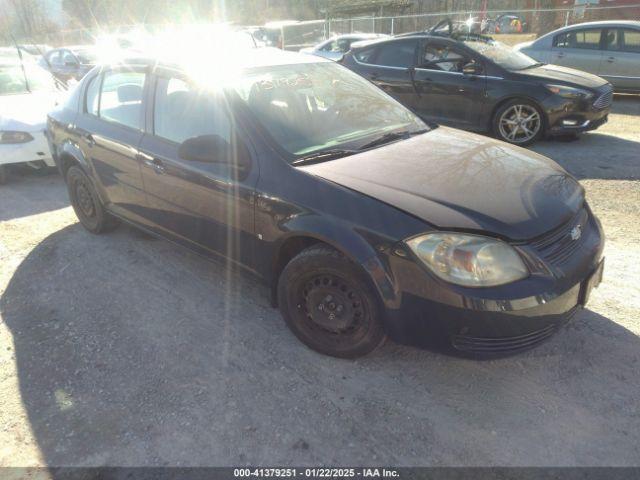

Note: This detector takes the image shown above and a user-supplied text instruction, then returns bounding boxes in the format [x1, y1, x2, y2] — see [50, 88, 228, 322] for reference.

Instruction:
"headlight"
[545, 84, 593, 100]
[405, 233, 528, 287]
[0, 131, 34, 144]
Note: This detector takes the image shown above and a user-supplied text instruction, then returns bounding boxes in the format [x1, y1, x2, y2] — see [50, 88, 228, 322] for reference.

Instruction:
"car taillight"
[0, 131, 34, 144]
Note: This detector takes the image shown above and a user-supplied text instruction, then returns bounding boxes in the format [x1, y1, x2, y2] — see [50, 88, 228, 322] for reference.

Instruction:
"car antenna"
[10, 32, 31, 93]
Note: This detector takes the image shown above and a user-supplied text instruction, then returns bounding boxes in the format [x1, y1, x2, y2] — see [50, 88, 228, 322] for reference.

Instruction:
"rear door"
[412, 39, 486, 127]
[350, 38, 419, 109]
[600, 27, 640, 91]
[550, 27, 604, 74]
[77, 67, 148, 220]
[137, 70, 258, 265]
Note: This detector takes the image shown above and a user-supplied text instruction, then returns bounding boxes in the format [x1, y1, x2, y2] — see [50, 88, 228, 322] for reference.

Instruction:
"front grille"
[452, 323, 559, 354]
[530, 208, 589, 267]
[593, 87, 613, 110]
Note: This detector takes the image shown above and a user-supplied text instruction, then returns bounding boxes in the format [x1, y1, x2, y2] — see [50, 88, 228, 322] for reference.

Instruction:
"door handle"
[80, 132, 95, 147]
[144, 158, 167, 174]
[556, 52, 565, 58]
[606, 56, 615, 63]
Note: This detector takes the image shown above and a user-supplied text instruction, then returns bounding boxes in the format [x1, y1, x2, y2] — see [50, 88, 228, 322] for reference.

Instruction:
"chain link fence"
[6, 3, 640, 50]
[285, 3, 640, 49]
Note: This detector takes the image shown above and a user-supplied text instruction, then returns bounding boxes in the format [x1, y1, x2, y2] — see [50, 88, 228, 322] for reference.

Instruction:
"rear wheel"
[277, 245, 386, 358]
[66, 165, 119, 234]
[493, 99, 544, 146]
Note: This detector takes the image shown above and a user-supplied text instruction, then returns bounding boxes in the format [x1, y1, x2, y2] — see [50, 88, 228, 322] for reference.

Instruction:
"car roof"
[548, 20, 640, 32]
[114, 47, 330, 72]
[536, 20, 640, 41]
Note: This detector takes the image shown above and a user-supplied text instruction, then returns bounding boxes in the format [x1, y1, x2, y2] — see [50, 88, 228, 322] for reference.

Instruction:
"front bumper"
[543, 87, 612, 136]
[381, 207, 604, 357]
[0, 130, 55, 167]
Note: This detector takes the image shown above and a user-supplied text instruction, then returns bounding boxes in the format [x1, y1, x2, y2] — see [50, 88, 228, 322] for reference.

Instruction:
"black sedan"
[39, 45, 97, 84]
[47, 49, 604, 358]
[341, 30, 613, 145]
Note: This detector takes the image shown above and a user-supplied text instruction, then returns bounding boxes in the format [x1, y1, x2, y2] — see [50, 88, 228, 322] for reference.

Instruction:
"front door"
[78, 68, 147, 220]
[412, 40, 486, 128]
[138, 72, 257, 266]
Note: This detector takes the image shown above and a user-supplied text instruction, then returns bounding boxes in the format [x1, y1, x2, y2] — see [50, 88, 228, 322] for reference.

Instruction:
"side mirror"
[462, 62, 482, 75]
[178, 135, 251, 172]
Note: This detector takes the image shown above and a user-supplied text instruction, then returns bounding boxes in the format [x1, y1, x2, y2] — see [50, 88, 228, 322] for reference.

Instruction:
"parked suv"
[341, 21, 612, 145]
[47, 49, 604, 358]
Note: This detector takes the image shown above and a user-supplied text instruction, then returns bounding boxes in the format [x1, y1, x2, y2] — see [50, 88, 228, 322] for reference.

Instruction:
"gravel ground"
[0, 97, 639, 468]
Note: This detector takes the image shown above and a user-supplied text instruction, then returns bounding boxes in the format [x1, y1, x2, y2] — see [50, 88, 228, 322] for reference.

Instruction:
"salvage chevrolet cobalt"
[47, 48, 604, 358]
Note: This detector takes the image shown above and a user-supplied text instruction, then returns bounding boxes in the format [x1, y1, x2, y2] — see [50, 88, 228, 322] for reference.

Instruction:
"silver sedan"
[515, 20, 640, 93]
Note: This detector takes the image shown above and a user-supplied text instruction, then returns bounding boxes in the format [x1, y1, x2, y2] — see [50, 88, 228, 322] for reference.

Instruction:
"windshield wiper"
[358, 129, 428, 150]
[291, 148, 357, 166]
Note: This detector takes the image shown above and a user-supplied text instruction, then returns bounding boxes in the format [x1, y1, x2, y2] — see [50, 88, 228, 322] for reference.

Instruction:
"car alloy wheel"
[498, 104, 541, 144]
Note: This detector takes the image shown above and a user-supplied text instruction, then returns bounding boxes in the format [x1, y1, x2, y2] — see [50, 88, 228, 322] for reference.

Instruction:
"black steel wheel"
[66, 165, 119, 234]
[277, 245, 386, 358]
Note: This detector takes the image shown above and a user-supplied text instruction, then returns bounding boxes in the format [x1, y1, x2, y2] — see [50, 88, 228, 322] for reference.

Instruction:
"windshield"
[0, 63, 56, 95]
[464, 39, 539, 70]
[232, 62, 426, 157]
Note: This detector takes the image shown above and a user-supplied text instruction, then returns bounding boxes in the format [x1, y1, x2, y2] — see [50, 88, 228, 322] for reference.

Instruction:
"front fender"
[268, 212, 401, 309]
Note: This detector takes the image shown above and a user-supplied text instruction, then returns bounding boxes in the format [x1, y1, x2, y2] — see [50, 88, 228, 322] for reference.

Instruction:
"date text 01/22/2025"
[233, 468, 400, 478]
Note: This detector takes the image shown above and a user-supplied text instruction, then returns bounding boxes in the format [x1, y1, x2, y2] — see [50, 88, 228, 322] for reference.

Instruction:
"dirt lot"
[1, 97, 639, 468]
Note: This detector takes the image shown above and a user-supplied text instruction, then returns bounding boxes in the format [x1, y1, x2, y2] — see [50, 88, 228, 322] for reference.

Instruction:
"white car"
[0, 52, 59, 183]
[300, 34, 389, 61]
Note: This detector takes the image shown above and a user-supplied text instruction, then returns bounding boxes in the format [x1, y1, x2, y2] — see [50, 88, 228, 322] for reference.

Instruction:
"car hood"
[299, 127, 584, 241]
[514, 63, 608, 89]
[0, 91, 59, 131]
[513, 41, 533, 50]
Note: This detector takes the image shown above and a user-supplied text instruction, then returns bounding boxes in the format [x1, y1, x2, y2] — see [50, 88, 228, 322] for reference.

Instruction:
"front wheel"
[493, 100, 544, 146]
[277, 245, 386, 358]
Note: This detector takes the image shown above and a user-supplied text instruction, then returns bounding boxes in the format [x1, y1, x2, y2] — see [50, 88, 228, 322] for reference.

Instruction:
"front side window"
[554, 29, 602, 50]
[621, 29, 640, 53]
[99, 70, 145, 129]
[153, 76, 230, 145]
[372, 40, 417, 68]
[232, 62, 425, 157]
[421, 42, 469, 72]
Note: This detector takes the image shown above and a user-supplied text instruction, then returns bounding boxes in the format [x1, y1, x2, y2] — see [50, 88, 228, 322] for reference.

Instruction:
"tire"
[493, 99, 544, 146]
[277, 244, 386, 358]
[0, 165, 7, 184]
[66, 165, 119, 234]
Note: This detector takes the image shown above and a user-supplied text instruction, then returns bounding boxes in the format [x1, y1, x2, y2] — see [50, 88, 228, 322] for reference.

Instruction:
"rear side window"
[99, 70, 145, 130]
[554, 29, 602, 50]
[85, 74, 100, 115]
[372, 40, 417, 68]
[153, 76, 230, 145]
[621, 29, 640, 53]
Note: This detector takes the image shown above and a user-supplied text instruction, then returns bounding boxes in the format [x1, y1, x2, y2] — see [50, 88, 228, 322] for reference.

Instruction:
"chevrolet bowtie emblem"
[570, 224, 582, 241]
